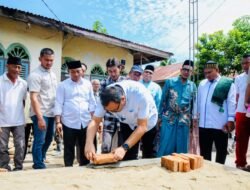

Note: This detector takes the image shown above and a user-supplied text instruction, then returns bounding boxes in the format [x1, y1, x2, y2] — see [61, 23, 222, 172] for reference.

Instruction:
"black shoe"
[6, 165, 12, 171]
[0, 165, 11, 172]
[12, 168, 22, 172]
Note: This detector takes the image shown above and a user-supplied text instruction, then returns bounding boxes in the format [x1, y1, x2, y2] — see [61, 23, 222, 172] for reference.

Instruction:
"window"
[90, 64, 106, 80]
[20, 60, 29, 80]
[8, 46, 29, 60]
[90, 64, 104, 75]
[6, 44, 30, 80]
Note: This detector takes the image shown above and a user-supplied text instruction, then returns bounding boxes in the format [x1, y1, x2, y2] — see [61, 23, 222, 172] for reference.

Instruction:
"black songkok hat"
[7, 56, 22, 65]
[182, 60, 194, 68]
[66, 60, 82, 69]
[144, 65, 155, 72]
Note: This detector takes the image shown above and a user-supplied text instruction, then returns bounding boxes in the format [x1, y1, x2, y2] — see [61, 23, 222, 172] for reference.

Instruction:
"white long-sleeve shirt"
[198, 75, 236, 130]
[54, 78, 96, 129]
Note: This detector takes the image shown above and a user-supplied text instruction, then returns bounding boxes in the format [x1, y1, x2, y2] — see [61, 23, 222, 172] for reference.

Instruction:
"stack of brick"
[161, 153, 204, 172]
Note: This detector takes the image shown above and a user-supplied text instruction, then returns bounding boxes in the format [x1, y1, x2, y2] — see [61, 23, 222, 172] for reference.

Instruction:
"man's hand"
[223, 121, 235, 133]
[0, 127, 2, 133]
[112, 147, 126, 161]
[85, 142, 96, 161]
[56, 123, 63, 137]
[97, 123, 103, 134]
[38, 117, 46, 130]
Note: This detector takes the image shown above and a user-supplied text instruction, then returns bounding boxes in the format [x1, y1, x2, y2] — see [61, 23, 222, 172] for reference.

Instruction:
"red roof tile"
[152, 63, 182, 82]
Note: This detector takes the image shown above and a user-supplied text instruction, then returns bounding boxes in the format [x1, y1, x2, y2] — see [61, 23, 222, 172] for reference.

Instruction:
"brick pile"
[161, 153, 204, 172]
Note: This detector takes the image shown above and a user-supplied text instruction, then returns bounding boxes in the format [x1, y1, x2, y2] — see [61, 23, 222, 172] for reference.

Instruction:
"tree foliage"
[92, 20, 108, 34]
[160, 59, 168, 66]
[195, 15, 250, 80]
[160, 57, 176, 66]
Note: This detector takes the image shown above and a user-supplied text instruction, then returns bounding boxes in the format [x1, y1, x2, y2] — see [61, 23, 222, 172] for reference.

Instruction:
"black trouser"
[141, 127, 157, 158]
[63, 124, 96, 167]
[118, 123, 140, 161]
[24, 123, 33, 160]
[199, 127, 228, 164]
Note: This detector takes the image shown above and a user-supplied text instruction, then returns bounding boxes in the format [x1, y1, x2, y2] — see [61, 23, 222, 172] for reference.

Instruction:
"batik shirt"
[159, 76, 197, 127]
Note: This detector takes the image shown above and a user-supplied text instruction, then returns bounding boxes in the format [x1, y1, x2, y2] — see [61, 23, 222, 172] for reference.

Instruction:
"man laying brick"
[85, 80, 158, 161]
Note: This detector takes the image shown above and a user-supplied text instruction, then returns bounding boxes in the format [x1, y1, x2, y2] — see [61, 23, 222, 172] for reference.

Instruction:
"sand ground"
[1, 138, 250, 190]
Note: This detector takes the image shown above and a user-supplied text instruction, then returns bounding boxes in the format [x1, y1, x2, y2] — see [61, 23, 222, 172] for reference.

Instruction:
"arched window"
[6, 43, 30, 80]
[7, 46, 29, 60]
[0, 46, 5, 75]
[90, 64, 106, 80]
[90, 64, 104, 75]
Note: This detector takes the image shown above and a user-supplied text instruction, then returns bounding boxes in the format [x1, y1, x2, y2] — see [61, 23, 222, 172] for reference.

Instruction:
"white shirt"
[0, 73, 27, 127]
[28, 65, 57, 117]
[198, 75, 236, 130]
[235, 72, 248, 113]
[94, 80, 158, 131]
[54, 78, 96, 129]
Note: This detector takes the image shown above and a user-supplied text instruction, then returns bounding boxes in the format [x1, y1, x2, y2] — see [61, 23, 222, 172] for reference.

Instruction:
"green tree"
[160, 59, 168, 66]
[160, 57, 176, 66]
[92, 20, 108, 34]
[195, 15, 250, 80]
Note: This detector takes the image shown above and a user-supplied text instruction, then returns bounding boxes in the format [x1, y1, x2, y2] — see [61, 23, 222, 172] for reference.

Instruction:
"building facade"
[0, 6, 173, 82]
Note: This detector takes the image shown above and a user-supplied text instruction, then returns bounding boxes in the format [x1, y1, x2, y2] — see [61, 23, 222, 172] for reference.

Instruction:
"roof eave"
[67, 26, 172, 59]
[0, 6, 173, 61]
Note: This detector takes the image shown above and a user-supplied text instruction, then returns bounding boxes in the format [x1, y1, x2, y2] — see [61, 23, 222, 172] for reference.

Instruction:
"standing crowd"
[0, 47, 250, 172]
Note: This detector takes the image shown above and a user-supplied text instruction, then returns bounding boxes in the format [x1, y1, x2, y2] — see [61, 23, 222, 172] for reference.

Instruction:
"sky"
[0, 0, 250, 63]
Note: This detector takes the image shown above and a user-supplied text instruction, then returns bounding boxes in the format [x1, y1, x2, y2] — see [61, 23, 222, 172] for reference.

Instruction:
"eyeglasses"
[133, 72, 141, 77]
[181, 68, 192, 73]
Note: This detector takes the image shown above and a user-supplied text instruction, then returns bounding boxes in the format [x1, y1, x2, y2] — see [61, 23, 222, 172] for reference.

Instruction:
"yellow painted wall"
[0, 16, 134, 79]
[0, 17, 63, 81]
[62, 35, 134, 74]
[0, 15, 134, 122]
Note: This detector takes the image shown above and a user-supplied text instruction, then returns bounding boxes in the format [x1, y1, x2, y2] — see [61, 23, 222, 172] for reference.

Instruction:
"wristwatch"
[121, 143, 130, 151]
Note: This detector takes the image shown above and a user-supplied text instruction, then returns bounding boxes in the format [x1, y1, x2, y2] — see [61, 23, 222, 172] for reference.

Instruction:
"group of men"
[157, 55, 249, 169]
[0, 47, 250, 172]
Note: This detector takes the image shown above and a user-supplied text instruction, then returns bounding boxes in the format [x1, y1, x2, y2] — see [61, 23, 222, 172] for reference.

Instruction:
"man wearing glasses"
[157, 60, 197, 157]
[85, 80, 158, 161]
[128, 65, 143, 81]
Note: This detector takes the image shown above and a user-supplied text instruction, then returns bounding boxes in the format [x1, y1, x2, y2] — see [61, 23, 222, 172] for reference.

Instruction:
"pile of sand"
[1, 160, 250, 190]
